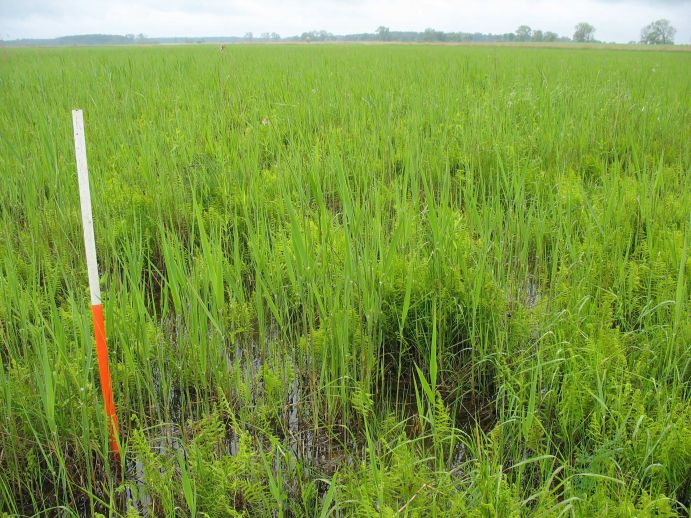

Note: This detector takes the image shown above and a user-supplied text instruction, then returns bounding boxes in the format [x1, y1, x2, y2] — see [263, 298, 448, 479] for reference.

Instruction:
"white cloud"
[1, 0, 689, 43]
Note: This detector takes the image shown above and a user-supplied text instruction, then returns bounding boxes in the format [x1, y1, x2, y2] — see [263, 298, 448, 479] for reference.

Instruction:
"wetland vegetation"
[0, 44, 689, 516]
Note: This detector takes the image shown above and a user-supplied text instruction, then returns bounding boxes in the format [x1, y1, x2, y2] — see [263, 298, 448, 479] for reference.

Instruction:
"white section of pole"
[72, 109, 101, 306]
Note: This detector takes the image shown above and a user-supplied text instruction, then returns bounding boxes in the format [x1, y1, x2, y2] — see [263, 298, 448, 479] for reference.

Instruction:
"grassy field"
[0, 44, 689, 516]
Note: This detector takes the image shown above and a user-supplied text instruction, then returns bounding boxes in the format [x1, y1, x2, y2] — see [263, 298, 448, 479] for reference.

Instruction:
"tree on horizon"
[573, 22, 595, 42]
[640, 19, 676, 44]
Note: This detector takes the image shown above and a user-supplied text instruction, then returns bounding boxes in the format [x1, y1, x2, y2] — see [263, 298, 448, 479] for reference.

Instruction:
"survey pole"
[72, 109, 120, 458]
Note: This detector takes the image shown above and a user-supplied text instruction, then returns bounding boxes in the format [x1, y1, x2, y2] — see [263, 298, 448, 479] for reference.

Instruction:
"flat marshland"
[0, 44, 689, 516]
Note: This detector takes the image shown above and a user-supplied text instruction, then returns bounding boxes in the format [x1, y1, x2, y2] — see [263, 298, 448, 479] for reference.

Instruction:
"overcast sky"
[1, 0, 689, 43]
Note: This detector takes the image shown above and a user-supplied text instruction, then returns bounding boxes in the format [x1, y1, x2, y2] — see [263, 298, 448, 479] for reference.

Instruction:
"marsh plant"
[0, 44, 689, 516]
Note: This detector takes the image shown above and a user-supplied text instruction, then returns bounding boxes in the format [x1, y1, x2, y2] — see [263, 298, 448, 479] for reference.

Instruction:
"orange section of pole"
[91, 303, 120, 458]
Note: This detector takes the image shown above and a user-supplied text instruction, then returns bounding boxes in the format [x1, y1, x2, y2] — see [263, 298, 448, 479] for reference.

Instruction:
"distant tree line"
[280, 20, 676, 45]
[283, 26, 571, 43]
[1, 20, 678, 47]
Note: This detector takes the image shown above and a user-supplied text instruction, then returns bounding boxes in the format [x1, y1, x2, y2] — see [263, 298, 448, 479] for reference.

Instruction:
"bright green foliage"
[0, 44, 689, 515]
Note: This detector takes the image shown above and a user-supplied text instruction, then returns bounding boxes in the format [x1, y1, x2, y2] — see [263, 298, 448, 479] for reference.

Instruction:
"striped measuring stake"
[72, 109, 120, 458]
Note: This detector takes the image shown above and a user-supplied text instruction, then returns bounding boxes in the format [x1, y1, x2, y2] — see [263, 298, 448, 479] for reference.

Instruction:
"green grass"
[0, 44, 689, 516]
